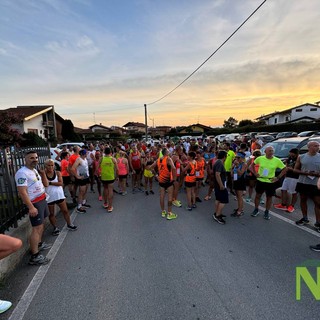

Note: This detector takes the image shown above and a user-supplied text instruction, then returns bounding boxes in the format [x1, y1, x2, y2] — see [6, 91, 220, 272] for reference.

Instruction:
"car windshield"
[261, 141, 300, 158]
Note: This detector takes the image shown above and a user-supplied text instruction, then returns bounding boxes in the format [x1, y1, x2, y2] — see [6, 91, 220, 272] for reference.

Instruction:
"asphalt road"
[1, 183, 320, 320]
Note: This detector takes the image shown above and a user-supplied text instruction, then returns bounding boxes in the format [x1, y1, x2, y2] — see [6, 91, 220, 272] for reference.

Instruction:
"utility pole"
[144, 104, 148, 138]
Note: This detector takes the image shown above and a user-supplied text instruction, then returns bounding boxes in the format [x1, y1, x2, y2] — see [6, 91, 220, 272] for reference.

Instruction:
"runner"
[100, 147, 118, 212]
[117, 150, 129, 196]
[72, 149, 91, 213]
[171, 153, 182, 207]
[212, 150, 228, 225]
[150, 148, 177, 220]
[92, 151, 102, 200]
[143, 151, 155, 195]
[44, 159, 77, 235]
[129, 145, 143, 193]
[250, 146, 286, 220]
[195, 150, 206, 202]
[231, 152, 248, 217]
[183, 151, 197, 211]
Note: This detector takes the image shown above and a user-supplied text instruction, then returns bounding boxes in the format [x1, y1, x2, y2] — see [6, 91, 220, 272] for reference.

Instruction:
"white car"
[57, 142, 84, 150]
[50, 147, 61, 170]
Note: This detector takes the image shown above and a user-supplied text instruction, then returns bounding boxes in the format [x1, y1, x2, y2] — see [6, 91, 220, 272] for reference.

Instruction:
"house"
[179, 123, 212, 135]
[256, 103, 320, 125]
[1, 105, 58, 141]
[123, 122, 146, 133]
[149, 126, 172, 137]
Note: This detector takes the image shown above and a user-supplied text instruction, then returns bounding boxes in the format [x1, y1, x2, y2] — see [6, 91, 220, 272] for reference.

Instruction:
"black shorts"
[75, 177, 90, 186]
[119, 174, 128, 179]
[62, 176, 71, 185]
[233, 179, 246, 191]
[296, 183, 320, 197]
[29, 199, 49, 227]
[48, 198, 65, 206]
[255, 180, 277, 197]
[159, 181, 173, 189]
[196, 178, 203, 182]
[102, 179, 115, 186]
[214, 188, 229, 204]
[133, 168, 141, 175]
[185, 181, 196, 188]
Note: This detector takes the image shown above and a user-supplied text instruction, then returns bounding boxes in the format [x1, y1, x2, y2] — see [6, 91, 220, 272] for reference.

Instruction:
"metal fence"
[0, 147, 50, 233]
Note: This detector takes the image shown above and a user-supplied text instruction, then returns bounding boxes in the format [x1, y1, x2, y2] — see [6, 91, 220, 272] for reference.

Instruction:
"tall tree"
[238, 119, 254, 127]
[223, 117, 238, 129]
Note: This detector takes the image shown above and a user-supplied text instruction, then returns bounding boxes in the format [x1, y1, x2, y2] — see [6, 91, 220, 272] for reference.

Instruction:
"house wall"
[291, 105, 320, 121]
[23, 115, 47, 139]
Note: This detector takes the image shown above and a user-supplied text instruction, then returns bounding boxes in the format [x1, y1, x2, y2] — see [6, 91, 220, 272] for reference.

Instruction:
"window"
[28, 129, 38, 135]
[274, 118, 277, 124]
[296, 109, 302, 112]
[285, 116, 289, 121]
[310, 108, 317, 111]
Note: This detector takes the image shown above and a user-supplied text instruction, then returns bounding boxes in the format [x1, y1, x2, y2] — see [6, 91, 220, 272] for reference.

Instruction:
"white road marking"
[8, 210, 78, 320]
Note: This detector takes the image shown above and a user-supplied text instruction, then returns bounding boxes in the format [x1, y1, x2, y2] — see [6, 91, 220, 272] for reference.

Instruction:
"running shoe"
[0, 299, 12, 314]
[309, 244, 320, 252]
[150, 190, 154, 194]
[82, 203, 91, 208]
[67, 224, 78, 231]
[251, 208, 259, 217]
[192, 204, 197, 208]
[172, 200, 182, 207]
[286, 205, 295, 213]
[213, 214, 226, 225]
[29, 254, 50, 266]
[77, 207, 87, 213]
[204, 195, 211, 201]
[161, 210, 166, 218]
[167, 212, 178, 220]
[195, 197, 202, 203]
[103, 203, 109, 209]
[52, 227, 60, 236]
[245, 198, 252, 203]
[260, 199, 265, 205]
[264, 210, 271, 220]
[274, 203, 287, 210]
[186, 206, 192, 211]
[38, 242, 52, 251]
[145, 191, 149, 195]
[107, 206, 113, 213]
[98, 196, 103, 201]
[122, 191, 127, 196]
[296, 218, 309, 226]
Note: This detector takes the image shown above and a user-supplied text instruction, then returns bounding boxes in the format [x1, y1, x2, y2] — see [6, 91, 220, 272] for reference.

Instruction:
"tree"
[0, 111, 23, 145]
[223, 117, 238, 129]
[20, 132, 47, 147]
[61, 119, 81, 141]
[238, 119, 254, 127]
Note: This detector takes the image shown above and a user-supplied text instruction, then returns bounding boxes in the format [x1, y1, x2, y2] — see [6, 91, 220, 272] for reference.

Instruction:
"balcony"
[42, 121, 54, 127]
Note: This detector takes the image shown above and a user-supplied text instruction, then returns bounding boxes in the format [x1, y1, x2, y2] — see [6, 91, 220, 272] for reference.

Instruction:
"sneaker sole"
[213, 215, 225, 224]
[28, 259, 50, 266]
[310, 246, 320, 252]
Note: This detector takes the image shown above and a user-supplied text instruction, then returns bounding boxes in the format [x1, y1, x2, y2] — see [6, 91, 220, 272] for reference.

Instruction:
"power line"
[147, 0, 267, 106]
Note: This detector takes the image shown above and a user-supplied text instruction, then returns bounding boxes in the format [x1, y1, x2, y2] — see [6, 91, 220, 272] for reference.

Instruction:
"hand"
[220, 185, 225, 191]
[29, 206, 38, 217]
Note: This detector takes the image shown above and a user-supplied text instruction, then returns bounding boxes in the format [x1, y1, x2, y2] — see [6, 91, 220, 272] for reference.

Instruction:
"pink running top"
[117, 158, 128, 175]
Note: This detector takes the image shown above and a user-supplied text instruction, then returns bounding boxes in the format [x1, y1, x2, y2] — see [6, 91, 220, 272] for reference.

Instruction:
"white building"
[256, 103, 320, 125]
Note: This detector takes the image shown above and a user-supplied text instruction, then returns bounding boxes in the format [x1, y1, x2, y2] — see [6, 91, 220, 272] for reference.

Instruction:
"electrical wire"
[147, 0, 267, 106]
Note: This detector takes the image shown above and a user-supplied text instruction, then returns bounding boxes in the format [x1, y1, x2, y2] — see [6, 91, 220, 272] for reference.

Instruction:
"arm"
[71, 159, 81, 179]
[215, 171, 225, 190]
[17, 186, 38, 217]
[37, 168, 49, 187]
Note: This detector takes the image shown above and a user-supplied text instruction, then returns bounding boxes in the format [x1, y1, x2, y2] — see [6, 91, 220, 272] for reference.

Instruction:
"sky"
[1, 0, 320, 129]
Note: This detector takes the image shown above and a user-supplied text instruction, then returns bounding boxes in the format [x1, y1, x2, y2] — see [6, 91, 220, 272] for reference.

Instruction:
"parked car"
[50, 148, 61, 170]
[298, 131, 320, 137]
[255, 134, 275, 144]
[224, 133, 240, 142]
[215, 134, 227, 142]
[275, 132, 297, 139]
[260, 136, 320, 160]
[57, 142, 84, 150]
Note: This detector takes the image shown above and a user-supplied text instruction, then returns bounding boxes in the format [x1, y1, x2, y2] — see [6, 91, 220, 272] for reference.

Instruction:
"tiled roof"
[0, 105, 53, 119]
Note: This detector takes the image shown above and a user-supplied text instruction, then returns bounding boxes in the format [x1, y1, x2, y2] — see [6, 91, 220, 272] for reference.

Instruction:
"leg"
[30, 224, 44, 255]
[159, 187, 165, 211]
[313, 195, 320, 222]
[58, 200, 72, 225]
[48, 204, 57, 228]
[108, 183, 114, 208]
[167, 185, 173, 213]
[299, 193, 308, 218]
